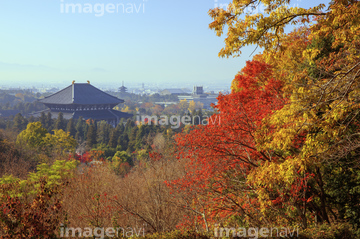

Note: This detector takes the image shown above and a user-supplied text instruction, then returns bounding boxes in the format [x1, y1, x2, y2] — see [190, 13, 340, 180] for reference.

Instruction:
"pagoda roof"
[39, 83, 123, 105]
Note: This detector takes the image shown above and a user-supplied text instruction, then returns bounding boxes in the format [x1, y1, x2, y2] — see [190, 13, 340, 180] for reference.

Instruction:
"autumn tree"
[178, 99, 190, 112]
[189, 0, 360, 232]
[0, 130, 35, 179]
[209, 0, 326, 57]
[171, 59, 284, 228]
[16, 122, 48, 149]
[44, 129, 77, 160]
[110, 151, 132, 176]
[16, 122, 77, 163]
[188, 100, 203, 114]
[0, 179, 63, 238]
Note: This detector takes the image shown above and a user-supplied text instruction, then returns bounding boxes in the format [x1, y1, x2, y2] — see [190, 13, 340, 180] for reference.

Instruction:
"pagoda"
[118, 81, 128, 93]
[39, 81, 131, 126]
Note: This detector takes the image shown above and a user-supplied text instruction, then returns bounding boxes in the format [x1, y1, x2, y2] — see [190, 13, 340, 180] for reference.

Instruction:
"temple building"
[38, 81, 131, 126]
[118, 81, 128, 93]
[177, 86, 218, 110]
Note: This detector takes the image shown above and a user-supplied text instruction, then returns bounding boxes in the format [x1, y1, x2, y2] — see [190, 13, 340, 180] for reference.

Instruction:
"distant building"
[193, 86, 204, 95]
[160, 89, 187, 95]
[38, 82, 131, 126]
[154, 102, 178, 108]
[178, 86, 218, 109]
[119, 81, 128, 93]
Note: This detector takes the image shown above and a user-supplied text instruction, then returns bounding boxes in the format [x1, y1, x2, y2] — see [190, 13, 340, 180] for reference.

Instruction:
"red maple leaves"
[169, 60, 285, 227]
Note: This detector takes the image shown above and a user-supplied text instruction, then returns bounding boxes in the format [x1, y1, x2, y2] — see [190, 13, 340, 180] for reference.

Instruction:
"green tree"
[45, 112, 53, 132]
[75, 117, 85, 141]
[96, 121, 111, 145]
[124, 118, 135, 134]
[54, 112, 66, 131]
[12, 113, 27, 132]
[86, 123, 97, 149]
[110, 151, 133, 175]
[135, 125, 146, 150]
[66, 118, 76, 137]
[109, 124, 123, 148]
[16, 122, 77, 162]
[43, 129, 77, 158]
[39, 112, 47, 128]
[27, 115, 35, 123]
[117, 133, 129, 152]
[16, 122, 47, 149]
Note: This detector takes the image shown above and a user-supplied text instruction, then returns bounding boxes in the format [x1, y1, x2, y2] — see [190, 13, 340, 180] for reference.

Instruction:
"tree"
[171, 59, 284, 228]
[195, 0, 360, 231]
[124, 119, 135, 134]
[251, 1, 360, 228]
[16, 122, 48, 149]
[0, 179, 63, 238]
[43, 129, 77, 159]
[151, 104, 163, 115]
[178, 99, 189, 112]
[15, 93, 25, 101]
[188, 100, 203, 114]
[28, 115, 35, 123]
[110, 151, 133, 176]
[109, 124, 123, 148]
[191, 109, 203, 125]
[208, 0, 326, 58]
[54, 112, 66, 131]
[75, 117, 85, 141]
[66, 118, 76, 137]
[45, 112, 53, 132]
[12, 113, 27, 132]
[86, 123, 97, 149]
[117, 133, 129, 152]
[96, 121, 111, 145]
[135, 125, 146, 150]
[16, 122, 77, 162]
[39, 112, 47, 129]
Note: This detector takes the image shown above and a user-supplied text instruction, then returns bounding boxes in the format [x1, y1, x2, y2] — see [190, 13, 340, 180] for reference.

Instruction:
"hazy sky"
[0, 0, 327, 88]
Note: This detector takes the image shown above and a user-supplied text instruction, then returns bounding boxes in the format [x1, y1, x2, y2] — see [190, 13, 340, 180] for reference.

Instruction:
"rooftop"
[160, 89, 186, 95]
[39, 83, 124, 105]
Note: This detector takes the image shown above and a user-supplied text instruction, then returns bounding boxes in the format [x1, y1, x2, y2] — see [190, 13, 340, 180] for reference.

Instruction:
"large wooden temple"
[39, 82, 131, 126]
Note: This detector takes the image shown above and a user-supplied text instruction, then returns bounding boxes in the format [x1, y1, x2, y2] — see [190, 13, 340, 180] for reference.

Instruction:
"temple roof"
[39, 83, 123, 105]
[160, 89, 186, 95]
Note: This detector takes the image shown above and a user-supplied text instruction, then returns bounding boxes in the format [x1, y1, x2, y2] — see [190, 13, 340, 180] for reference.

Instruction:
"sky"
[0, 0, 328, 89]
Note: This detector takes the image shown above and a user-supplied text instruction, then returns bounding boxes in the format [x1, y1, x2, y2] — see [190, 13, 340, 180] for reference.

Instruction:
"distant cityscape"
[0, 81, 231, 122]
[0, 81, 231, 96]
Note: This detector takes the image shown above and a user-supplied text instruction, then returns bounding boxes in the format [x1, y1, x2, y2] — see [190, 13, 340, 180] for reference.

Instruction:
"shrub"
[298, 222, 360, 239]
